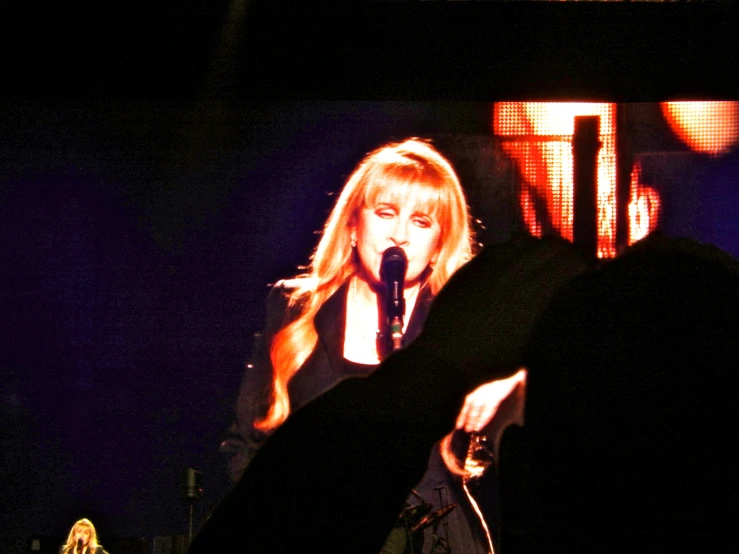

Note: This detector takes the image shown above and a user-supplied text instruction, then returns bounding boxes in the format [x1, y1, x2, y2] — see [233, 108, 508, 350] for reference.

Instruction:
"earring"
[351, 233, 357, 248]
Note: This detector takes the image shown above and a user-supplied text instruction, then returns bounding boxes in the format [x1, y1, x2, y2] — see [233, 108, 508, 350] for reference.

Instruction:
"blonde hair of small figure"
[61, 518, 101, 553]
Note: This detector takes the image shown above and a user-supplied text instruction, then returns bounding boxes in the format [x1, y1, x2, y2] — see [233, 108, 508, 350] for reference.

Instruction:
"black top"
[227, 280, 493, 553]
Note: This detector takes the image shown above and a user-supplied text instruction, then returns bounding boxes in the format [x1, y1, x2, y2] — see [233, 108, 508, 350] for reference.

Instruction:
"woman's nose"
[389, 221, 409, 246]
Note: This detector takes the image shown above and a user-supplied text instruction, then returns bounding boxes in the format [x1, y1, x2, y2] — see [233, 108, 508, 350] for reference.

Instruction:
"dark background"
[1, 2, 738, 552]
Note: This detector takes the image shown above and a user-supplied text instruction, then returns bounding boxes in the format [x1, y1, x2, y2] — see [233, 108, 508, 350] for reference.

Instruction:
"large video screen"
[2, 100, 737, 553]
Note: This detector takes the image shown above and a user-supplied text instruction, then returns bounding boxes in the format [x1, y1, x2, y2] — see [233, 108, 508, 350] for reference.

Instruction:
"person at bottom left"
[59, 518, 108, 554]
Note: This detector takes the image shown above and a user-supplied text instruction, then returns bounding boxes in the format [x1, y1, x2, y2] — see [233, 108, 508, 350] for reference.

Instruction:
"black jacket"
[229, 279, 434, 477]
[221, 278, 496, 553]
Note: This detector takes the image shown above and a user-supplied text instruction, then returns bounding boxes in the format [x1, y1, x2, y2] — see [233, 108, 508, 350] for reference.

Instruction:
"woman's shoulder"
[267, 277, 316, 307]
[262, 276, 317, 328]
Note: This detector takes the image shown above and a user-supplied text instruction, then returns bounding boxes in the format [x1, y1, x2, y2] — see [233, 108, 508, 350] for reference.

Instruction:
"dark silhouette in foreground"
[190, 234, 739, 553]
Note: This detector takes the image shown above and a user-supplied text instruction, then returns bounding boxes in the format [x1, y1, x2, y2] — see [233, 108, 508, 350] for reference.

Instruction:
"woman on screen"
[222, 137, 517, 553]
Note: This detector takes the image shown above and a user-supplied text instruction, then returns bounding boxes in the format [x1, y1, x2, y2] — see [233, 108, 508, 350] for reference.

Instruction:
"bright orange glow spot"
[494, 102, 617, 258]
[661, 101, 739, 156]
[519, 185, 542, 237]
[628, 161, 661, 245]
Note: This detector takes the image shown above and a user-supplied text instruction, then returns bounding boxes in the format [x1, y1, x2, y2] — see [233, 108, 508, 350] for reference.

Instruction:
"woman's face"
[354, 198, 441, 288]
[74, 526, 91, 546]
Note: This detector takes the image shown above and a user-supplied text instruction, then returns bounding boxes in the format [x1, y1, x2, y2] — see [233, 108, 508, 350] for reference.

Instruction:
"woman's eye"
[413, 217, 431, 228]
[377, 210, 395, 219]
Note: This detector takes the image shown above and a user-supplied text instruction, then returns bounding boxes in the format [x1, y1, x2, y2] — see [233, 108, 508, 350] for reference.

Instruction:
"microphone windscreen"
[380, 247, 407, 283]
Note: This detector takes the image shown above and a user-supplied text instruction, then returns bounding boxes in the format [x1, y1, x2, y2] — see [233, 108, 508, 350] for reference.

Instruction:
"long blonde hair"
[254, 138, 474, 433]
[61, 519, 101, 552]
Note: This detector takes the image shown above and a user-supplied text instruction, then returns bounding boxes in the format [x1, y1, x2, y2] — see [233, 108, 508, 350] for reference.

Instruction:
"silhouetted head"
[500, 237, 739, 552]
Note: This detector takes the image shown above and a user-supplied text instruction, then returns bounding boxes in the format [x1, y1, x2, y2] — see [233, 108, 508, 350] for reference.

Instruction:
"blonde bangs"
[360, 168, 455, 233]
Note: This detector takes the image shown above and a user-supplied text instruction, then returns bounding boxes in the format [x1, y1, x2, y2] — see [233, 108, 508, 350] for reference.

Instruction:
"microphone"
[380, 246, 407, 351]
[76, 538, 83, 553]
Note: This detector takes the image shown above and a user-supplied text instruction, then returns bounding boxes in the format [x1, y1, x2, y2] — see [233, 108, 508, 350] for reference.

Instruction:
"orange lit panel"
[661, 101, 739, 156]
[494, 102, 617, 258]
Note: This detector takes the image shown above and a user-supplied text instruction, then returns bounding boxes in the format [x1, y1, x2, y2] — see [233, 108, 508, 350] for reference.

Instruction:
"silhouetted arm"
[191, 344, 467, 554]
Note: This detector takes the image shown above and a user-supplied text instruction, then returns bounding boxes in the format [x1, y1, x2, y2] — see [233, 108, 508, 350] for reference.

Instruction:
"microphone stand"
[390, 315, 404, 351]
[183, 467, 203, 546]
[189, 503, 194, 543]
